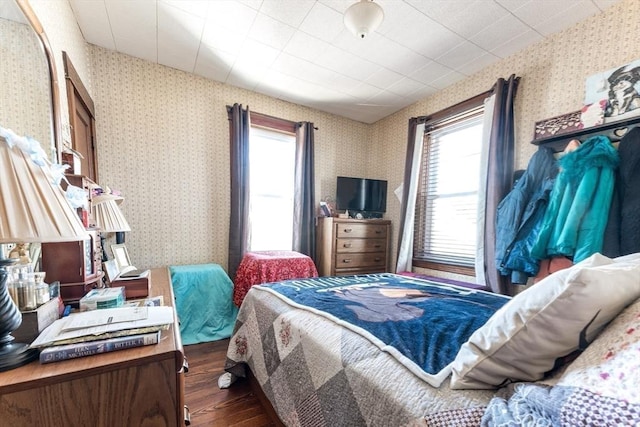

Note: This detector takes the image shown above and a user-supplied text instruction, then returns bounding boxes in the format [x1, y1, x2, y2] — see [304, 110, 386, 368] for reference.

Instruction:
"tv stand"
[316, 217, 390, 276]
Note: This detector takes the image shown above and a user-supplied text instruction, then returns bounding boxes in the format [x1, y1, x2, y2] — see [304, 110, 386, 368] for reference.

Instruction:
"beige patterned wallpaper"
[0, 16, 51, 155]
[24, 0, 640, 278]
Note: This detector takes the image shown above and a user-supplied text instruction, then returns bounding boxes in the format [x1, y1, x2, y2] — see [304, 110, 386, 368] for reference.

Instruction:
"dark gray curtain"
[227, 103, 251, 279]
[484, 74, 520, 295]
[293, 122, 316, 259]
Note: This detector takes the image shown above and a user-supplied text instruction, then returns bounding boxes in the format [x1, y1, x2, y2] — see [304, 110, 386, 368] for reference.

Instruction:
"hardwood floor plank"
[184, 339, 277, 427]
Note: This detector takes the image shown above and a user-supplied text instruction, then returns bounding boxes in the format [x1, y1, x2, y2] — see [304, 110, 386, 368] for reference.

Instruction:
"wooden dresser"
[0, 268, 188, 427]
[316, 217, 391, 276]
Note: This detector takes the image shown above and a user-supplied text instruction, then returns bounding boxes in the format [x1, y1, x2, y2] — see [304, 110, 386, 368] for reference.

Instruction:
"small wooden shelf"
[531, 115, 640, 152]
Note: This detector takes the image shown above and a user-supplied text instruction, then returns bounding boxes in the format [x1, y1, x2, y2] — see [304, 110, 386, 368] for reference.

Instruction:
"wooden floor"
[183, 339, 277, 427]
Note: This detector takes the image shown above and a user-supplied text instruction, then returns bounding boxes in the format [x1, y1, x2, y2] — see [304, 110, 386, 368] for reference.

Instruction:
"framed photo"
[111, 243, 131, 271]
[103, 259, 120, 283]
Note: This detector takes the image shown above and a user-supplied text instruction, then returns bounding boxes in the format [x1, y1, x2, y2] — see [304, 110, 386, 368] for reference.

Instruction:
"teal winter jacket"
[531, 135, 619, 263]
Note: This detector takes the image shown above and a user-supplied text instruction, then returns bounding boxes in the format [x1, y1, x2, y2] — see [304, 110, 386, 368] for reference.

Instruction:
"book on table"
[39, 330, 161, 364]
[30, 306, 174, 348]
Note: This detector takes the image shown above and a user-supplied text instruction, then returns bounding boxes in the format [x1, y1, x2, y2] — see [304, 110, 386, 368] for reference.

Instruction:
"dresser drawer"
[335, 223, 388, 239]
[335, 252, 386, 269]
[336, 238, 386, 253]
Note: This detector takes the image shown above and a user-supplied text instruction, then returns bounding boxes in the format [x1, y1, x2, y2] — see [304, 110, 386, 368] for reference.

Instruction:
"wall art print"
[585, 59, 640, 122]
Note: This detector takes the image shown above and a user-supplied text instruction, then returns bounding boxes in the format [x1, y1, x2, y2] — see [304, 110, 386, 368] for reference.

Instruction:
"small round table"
[233, 250, 318, 306]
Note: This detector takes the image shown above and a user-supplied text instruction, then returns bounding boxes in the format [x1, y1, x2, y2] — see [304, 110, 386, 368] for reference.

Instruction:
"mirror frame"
[15, 0, 62, 164]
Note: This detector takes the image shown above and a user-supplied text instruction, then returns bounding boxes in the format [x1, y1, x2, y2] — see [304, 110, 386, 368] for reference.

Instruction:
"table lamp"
[91, 193, 131, 260]
[0, 131, 88, 371]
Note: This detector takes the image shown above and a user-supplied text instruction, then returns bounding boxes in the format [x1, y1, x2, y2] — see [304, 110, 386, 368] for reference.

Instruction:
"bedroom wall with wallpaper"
[373, 0, 640, 279]
[88, 45, 372, 270]
[25, 0, 640, 277]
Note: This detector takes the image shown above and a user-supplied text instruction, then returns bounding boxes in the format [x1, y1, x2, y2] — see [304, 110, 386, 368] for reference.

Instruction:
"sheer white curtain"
[395, 122, 425, 273]
[474, 95, 495, 286]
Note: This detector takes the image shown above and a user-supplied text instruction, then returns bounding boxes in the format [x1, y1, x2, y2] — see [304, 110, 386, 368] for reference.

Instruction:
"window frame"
[412, 91, 490, 275]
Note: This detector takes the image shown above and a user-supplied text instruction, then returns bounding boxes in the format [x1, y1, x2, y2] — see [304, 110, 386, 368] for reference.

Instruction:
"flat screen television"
[336, 176, 387, 216]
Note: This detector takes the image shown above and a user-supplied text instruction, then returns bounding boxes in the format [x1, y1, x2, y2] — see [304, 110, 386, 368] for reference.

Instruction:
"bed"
[223, 253, 640, 426]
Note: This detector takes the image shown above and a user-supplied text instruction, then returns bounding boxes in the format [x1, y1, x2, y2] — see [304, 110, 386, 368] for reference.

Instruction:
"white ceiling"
[68, 0, 621, 124]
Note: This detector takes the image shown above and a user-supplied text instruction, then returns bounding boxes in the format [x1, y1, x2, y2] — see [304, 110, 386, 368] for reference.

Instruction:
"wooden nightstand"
[0, 268, 188, 426]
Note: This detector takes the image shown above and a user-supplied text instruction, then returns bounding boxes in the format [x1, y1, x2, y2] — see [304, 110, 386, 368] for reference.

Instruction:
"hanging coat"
[531, 135, 619, 263]
[495, 146, 558, 283]
[603, 127, 640, 256]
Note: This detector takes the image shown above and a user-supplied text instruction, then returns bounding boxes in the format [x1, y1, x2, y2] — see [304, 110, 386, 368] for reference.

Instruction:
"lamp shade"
[92, 194, 131, 233]
[0, 138, 88, 243]
[344, 0, 384, 39]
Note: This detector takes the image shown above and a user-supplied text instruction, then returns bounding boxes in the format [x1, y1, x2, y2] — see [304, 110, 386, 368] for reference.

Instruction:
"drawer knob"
[343, 243, 352, 248]
[374, 244, 381, 248]
[374, 257, 381, 262]
[342, 259, 351, 263]
[343, 228, 353, 233]
[375, 229, 382, 234]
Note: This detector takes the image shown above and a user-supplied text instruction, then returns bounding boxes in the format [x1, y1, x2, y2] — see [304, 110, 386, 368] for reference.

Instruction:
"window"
[414, 105, 484, 273]
[248, 124, 296, 251]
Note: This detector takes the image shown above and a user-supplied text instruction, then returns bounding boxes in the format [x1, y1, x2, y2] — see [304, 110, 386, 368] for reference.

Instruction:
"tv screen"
[336, 176, 387, 213]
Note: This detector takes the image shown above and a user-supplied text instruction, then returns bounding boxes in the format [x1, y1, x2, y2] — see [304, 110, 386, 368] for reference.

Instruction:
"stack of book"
[30, 306, 174, 364]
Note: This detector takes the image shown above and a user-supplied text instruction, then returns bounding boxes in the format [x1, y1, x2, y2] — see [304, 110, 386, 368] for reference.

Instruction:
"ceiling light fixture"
[344, 0, 384, 39]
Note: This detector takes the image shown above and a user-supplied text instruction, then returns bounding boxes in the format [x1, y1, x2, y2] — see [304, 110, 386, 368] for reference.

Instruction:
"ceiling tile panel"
[534, 2, 600, 36]
[406, 0, 510, 39]
[205, 0, 257, 36]
[157, 3, 205, 72]
[113, 35, 157, 64]
[489, 29, 543, 59]
[436, 41, 489, 73]
[194, 46, 235, 81]
[386, 77, 427, 97]
[365, 67, 405, 90]
[105, 0, 156, 41]
[259, 0, 316, 27]
[409, 60, 456, 85]
[69, 0, 115, 49]
[470, 12, 532, 52]
[248, 12, 296, 49]
[69, 0, 624, 123]
[299, 1, 345, 43]
[283, 31, 331, 63]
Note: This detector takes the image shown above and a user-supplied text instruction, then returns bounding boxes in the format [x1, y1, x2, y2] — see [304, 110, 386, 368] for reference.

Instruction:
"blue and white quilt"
[256, 273, 509, 387]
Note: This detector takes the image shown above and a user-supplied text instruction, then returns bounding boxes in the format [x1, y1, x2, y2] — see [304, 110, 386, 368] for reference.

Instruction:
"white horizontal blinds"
[414, 107, 484, 267]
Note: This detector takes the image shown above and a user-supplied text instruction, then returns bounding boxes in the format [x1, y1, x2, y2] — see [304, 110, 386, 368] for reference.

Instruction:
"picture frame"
[103, 259, 120, 283]
[111, 243, 131, 272]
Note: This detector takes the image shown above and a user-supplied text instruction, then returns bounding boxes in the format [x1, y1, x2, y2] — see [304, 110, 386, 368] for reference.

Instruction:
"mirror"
[0, 0, 59, 162]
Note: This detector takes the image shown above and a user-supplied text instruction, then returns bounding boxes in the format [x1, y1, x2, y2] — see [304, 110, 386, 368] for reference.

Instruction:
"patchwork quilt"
[224, 273, 501, 426]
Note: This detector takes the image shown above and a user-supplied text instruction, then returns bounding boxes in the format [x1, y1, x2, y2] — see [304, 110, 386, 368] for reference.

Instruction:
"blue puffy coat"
[531, 135, 619, 263]
[496, 147, 558, 284]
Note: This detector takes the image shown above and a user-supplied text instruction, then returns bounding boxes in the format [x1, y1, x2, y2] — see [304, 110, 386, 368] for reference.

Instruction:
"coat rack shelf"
[531, 114, 640, 152]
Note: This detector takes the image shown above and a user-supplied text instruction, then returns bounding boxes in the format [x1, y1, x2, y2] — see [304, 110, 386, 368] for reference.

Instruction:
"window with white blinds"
[414, 107, 484, 267]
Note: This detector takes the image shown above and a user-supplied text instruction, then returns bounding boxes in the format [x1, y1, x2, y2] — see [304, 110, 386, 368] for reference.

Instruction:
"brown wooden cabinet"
[316, 217, 391, 276]
[0, 268, 187, 426]
[41, 229, 103, 305]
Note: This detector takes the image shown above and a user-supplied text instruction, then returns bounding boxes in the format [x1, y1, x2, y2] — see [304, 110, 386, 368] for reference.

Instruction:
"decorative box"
[533, 110, 582, 140]
[114, 276, 150, 299]
[13, 296, 62, 344]
[80, 286, 125, 311]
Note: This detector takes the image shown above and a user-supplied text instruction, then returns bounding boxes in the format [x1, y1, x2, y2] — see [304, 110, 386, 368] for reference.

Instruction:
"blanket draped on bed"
[258, 273, 509, 387]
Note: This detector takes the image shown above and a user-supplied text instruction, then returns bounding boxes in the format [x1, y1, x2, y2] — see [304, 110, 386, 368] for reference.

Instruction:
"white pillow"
[450, 253, 640, 390]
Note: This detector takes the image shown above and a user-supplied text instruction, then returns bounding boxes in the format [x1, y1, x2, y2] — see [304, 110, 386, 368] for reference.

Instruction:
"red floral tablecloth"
[233, 250, 318, 306]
